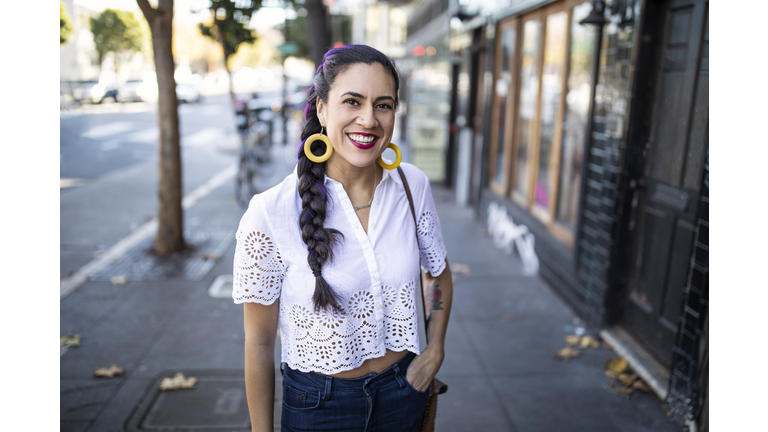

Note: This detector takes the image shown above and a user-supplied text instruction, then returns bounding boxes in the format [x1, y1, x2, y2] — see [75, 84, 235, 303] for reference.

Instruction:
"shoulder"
[238, 172, 298, 233]
[396, 162, 430, 191]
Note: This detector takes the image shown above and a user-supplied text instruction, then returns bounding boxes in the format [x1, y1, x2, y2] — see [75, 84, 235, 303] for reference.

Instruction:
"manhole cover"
[92, 228, 234, 281]
[126, 370, 250, 431]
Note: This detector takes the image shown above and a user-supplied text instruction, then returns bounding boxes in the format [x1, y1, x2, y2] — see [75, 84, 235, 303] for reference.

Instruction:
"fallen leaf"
[604, 370, 618, 385]
[580, 336, 601, 349]
[201, 252, 221, 262]
[94, 365, 125, 378]
[606, 357, 628, 374]
[503, 314, 515, 322]
[618, 373, 639, 387]
[633, 379, 652, 393]
[565, 335, 581, 346]
[614, 386, 635, 397]
[61, 335, 81, 347]
[554, 346, 581, 361]
[159, 372, 197, 391]
[452, 263, 471, 276]
[110, 275, 128, 285]
[602, 340, 613, 349]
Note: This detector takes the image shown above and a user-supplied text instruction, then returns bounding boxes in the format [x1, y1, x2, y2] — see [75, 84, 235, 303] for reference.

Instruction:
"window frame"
[487, 0, 594, 249]
[488, 17, 521, 196]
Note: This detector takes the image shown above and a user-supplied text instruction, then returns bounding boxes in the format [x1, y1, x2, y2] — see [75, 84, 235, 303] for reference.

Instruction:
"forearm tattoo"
[426, 282, 443, 319]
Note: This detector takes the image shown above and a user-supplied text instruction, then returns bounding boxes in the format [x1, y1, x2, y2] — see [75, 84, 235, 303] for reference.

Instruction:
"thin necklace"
[354, 167, 376, 212]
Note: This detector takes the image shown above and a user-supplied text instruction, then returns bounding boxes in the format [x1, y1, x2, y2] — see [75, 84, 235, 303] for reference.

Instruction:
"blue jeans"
[280, 352, 430, 432]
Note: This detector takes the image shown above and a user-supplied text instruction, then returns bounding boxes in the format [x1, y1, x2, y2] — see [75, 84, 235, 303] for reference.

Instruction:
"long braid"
[296, 45, 401, 313]
[297, 72, 344, 312]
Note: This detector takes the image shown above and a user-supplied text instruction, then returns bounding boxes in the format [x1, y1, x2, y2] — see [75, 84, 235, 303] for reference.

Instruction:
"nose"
[357, 104, 377, 129]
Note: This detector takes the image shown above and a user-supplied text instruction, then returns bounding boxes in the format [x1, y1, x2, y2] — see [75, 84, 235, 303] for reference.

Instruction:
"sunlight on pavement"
[60, 178, 86, 189]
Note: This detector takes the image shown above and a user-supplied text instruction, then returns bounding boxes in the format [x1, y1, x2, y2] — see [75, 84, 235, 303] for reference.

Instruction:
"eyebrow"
[340, 91, 395, 103]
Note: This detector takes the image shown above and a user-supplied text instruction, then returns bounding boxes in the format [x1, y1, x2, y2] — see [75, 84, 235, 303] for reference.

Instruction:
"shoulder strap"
[396, 166, 430, 339]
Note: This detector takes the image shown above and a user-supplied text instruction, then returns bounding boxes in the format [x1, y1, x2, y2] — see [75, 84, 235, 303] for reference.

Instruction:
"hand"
[405, 345, 444, 392]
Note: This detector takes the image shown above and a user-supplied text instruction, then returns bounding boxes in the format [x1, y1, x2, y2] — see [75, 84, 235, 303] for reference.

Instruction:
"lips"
[347, 133, 378, 149]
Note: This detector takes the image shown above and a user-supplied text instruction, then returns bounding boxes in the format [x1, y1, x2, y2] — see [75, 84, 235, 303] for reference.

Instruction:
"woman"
[233, 44, 453, 432]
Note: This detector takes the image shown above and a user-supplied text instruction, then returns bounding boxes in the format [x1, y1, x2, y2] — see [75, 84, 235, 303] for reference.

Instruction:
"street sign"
[277, 42, 298, 56]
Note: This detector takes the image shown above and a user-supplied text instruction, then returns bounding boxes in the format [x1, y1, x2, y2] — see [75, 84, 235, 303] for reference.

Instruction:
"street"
[59, 93, 302, 282]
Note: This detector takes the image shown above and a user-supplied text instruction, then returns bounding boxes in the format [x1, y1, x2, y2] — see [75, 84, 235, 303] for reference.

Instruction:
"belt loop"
[393, 363, 406, 388]
[323, 376, 332, 401]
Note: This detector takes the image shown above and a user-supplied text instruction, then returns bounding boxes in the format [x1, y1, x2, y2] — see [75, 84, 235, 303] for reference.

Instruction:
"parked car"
[176, 82, 201, 103]
[90, 82, 118, 104]
[71, 80, 98, 104]
[117, 79, 144, 102]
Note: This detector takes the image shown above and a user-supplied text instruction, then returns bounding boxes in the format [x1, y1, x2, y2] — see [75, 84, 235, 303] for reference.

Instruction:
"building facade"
[403, 0, 709, 429]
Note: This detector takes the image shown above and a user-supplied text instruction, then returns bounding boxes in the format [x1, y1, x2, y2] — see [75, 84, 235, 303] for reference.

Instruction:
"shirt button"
[375, 303, 382, 311]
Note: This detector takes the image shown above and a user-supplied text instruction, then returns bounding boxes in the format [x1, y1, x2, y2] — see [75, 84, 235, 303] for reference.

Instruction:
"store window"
[488, 0, 596, 247]
[488, 19, 518, 194]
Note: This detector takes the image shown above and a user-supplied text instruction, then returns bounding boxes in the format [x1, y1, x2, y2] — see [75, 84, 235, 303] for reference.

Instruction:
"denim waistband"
[282, 351, 416, 392]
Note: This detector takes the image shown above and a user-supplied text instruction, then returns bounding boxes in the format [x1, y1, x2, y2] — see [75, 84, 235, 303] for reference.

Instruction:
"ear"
[316, 98, 326, 127]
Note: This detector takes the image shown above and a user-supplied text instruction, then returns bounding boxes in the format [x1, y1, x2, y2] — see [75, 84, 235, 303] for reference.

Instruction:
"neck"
[325, 157, 380, 193]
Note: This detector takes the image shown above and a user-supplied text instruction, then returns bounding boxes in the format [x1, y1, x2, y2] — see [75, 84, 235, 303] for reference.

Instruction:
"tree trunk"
[139, 0, 185, 255]
[305, 0, 329, 68]
[218, 27, 236, 104]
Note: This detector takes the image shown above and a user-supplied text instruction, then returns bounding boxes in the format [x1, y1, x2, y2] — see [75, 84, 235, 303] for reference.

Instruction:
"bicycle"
[234, 108, 273, 208]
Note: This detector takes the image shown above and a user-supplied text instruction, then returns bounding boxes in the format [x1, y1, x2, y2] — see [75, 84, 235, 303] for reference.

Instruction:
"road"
[60, 94, 244, 280]
[60, 95, 237, 185]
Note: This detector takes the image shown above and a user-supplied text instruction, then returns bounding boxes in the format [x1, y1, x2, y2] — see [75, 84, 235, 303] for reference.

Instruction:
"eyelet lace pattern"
[417, 210, 447, 276]
[232, 230, 285, 304]
[284, 282, 420, 373]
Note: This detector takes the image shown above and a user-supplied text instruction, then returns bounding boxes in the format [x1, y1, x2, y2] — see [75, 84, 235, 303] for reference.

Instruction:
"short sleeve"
[405, 166, 447, 277]
[232, 195, 286, 305]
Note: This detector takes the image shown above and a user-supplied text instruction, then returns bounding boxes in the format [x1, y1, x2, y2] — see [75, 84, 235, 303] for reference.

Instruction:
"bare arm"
[243, 301, 280, 432]
[406, 259, 453, 392]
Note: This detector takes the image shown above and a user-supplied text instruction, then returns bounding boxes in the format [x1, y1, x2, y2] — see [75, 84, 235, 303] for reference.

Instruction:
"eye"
[376, 102, 393, 110]
[343, 98, 360, 106]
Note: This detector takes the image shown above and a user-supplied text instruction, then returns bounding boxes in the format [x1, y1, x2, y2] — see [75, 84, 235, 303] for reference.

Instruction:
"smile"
[347, 133, 378, 149]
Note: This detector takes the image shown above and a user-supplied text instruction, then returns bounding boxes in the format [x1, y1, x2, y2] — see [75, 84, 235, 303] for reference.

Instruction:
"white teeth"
[348, 134, 375, 143]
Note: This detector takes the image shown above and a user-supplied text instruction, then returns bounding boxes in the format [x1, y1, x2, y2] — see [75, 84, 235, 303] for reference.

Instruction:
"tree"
[284, 9, 352, 62]
[198, 0, 261, 102]
[90, 8, 145, 72]
[60, 2, 74, 46]
[136, 0, 185, 256]
[303, 0, 329, 68]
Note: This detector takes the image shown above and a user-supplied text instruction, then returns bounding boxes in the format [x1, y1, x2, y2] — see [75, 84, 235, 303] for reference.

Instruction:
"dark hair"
[297, 44, 401, 313]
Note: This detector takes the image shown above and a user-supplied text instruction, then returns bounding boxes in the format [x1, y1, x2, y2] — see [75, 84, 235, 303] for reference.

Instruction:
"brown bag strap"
[396, 166, 430, 340]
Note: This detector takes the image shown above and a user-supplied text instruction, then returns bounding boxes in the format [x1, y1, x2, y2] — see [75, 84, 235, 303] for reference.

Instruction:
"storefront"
[405, 0, 709, 429]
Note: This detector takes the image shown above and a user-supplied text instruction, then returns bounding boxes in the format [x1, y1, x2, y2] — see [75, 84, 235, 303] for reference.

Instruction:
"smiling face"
[316, 62, 397, 171]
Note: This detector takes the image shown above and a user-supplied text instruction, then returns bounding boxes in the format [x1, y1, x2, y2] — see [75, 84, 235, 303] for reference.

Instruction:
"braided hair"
[297, 45, 401, 313]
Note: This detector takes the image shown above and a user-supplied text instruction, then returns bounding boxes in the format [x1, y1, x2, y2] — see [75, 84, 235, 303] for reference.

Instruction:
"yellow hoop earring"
[304, 133, 333, 163]
[377, 143, 402, 170]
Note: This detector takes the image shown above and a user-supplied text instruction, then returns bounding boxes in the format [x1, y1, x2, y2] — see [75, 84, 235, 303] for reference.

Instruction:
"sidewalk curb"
[60, 163, 238, 300]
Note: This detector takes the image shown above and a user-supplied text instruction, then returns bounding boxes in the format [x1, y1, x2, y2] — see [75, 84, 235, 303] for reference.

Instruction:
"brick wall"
[574, 22, 637, 331]
[667, 148, 709, 427]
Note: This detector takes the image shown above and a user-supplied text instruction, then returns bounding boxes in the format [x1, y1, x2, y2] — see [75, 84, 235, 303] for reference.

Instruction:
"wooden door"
[623, 0, 709, 367]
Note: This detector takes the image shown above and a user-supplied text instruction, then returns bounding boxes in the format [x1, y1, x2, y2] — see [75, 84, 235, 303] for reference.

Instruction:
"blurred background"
[59, 1, 709, 431]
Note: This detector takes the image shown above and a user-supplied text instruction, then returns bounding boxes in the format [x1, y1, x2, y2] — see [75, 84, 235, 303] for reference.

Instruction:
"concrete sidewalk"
[60, 143, 683, 431]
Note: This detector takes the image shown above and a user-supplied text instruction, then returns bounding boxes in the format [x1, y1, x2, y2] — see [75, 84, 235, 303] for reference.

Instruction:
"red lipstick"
[347, 133, 378, 150]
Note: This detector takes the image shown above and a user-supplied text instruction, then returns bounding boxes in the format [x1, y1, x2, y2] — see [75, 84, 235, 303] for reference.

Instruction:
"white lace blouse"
[232, 162, 447, 374]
